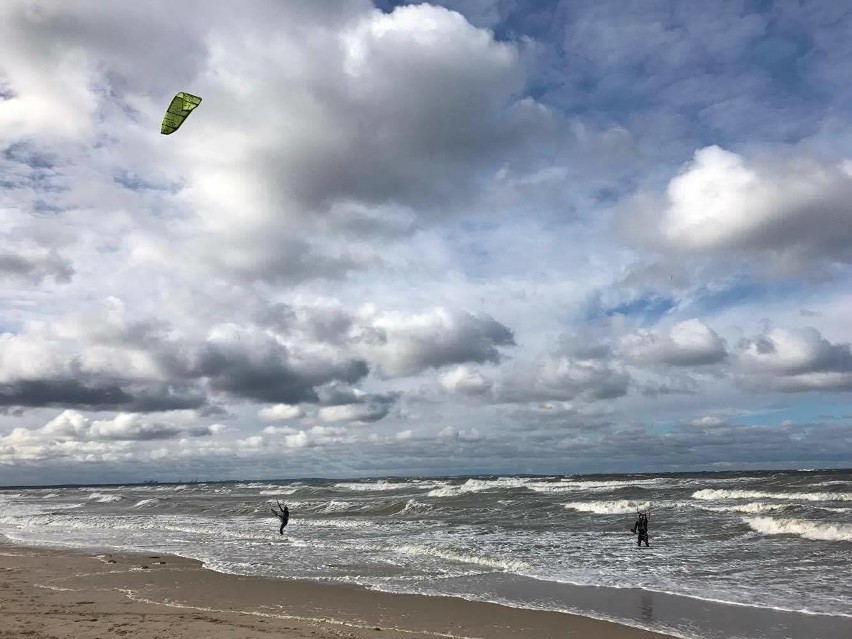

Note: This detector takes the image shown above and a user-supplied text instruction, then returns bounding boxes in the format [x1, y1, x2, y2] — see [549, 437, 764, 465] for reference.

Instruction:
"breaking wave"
[695, 502, 785, 514]
[87, 492, 123, 503]
[427, 477, 535, 498]
[744, 516, 852, 542]
[130, 499, 160, 509]
[692, 489, 851, 502]
[334, 480, 424, 492]
[564, 500, 651, 514]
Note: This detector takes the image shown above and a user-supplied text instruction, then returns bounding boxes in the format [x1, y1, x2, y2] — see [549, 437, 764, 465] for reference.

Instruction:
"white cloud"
[438, 425, 482, 442]
[736, 327, 852, 392]
[352, 307, 514, 377]
[258, 404, 305, 421]
[642, 146, 852, 270]
[319, 401, 392, 424]
[439, 365, 493, 396]
[621, 319, 727, 366]
[499, 356, 630, 404]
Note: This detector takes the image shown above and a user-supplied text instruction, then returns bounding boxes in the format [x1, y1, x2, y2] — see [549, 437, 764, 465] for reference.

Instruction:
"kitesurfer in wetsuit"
[271, 500, 289, 534]
[631, 512, 650, 547]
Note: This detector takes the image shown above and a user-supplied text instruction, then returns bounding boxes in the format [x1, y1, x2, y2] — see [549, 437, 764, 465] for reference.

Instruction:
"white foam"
[87, 492, 123, 503]
[695, 502, 785, 514]
[692, 489, 851, 502]
[563, 478, 664, 488]
[744, 516, 852, 541]
[130, 499, 160, 509]
[391, 544, 527, 573]
[563, 500, 651, 514]
[400, 499, 431, 514]
[334, 480, 422, 492]
[426, 477, 529, 497]
[322, 500, 355, 513]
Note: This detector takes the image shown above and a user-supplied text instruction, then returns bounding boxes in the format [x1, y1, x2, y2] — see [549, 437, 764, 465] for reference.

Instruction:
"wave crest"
[744, 516, 852, 542]
[693, 489, 851, 502]
[564, 500, 651, 514]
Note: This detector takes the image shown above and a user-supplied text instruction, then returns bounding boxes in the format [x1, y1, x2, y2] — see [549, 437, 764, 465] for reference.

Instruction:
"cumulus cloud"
[439, 365, 493, 396]
[631, 146, 852, 271]
[353, 307, 515, 377]
[39, 410, 213, 441]
[621, 319, 727, 366]
[736, 327, 852, 392]
[318, 392, 397, 424]
[258, 404, 305, 421]
[0, 409, 215, 463]
[499, 356, 630, 404]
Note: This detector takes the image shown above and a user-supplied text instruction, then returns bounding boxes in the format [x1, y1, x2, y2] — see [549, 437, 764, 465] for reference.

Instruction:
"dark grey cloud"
[0, 249, 73, 284]
[0, 377, 206, 412]
[173, 338, 369, 405]
[356, 310, 515, 377]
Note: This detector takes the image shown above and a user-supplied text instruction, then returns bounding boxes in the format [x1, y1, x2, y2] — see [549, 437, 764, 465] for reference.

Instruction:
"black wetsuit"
[272, 504, 289, 534]
[631, 517, 649, 547]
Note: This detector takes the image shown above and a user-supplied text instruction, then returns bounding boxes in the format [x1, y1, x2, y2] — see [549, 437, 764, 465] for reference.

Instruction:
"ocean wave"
[87, 492, 123, 503]
[692, 489, 851, 502]
[130, 498, 160, 509]
[322, 500, 357, 513]
[258, 488, 300, 496]
[391, 543, 527, 573]
[565, 478, 665, 488]
[426, 477, 530, 497]
[694, 502, 785, 514]
[334, 480, 423, 492]
[525, 478, 667, 494]
[563, 500, 651, 514]
[744, 516, 852, 541]
[400, 499, 431, 515]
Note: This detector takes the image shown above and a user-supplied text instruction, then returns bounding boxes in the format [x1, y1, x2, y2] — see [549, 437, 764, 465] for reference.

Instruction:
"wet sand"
[0, 542, 676, 639]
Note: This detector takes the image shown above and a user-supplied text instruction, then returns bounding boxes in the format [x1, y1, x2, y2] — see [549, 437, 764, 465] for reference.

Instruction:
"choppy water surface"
[1, 470, 850, 639]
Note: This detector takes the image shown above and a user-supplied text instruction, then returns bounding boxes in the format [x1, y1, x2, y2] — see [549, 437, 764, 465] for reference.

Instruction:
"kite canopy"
[160, 92, 202, 135]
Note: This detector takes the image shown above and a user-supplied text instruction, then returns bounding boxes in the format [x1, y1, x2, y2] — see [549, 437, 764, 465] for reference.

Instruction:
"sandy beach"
[0, 542, 677, 639]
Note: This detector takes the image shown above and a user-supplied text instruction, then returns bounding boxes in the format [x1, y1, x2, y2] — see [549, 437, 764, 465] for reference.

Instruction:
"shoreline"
[1, 536, 849, 639]
[0, 539, 677, 639]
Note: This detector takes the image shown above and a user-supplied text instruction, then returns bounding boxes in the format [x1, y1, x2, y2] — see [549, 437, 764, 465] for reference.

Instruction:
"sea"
[1, 469, 850, 639]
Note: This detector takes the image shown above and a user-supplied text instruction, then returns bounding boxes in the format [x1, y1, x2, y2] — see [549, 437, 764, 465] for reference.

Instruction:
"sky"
[1, 0, 850, 485]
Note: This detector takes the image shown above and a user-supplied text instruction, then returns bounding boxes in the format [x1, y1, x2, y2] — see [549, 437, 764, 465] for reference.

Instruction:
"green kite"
[160, 92, 202, 135]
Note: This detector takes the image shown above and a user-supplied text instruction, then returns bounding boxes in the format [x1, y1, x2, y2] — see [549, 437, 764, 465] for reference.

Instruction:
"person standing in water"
[271, 500, 289, 535]
[631, 511, 650, 547]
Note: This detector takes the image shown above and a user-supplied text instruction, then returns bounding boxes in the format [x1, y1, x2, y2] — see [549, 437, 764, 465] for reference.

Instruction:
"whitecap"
[744, 516, 852, 541]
